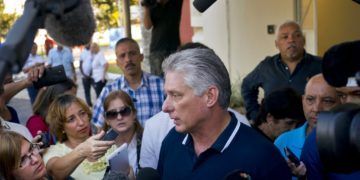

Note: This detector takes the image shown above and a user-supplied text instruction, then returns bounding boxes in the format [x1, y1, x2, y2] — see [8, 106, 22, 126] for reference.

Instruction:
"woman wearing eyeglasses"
[0, 131, 47, 180]
[102, 90, 143, 175]
[43, 94, 115, 179]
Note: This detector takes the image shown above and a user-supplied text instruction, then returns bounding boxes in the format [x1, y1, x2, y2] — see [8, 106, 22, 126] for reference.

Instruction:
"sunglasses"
[105, 106, 132, 120]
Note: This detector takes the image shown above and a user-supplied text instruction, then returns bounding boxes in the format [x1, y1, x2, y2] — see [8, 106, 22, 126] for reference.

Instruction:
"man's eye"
[323, 99, 335, 105]
[306, 97, 315, 104]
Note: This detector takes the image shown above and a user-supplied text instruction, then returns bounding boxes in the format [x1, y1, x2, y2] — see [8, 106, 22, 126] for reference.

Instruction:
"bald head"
[302, 74, 341, 133]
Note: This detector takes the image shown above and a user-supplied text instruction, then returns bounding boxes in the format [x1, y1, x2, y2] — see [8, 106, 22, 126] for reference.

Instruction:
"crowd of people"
[1, 16, 359, 180]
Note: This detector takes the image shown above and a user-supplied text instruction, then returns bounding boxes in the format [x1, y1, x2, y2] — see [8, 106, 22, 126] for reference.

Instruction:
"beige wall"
[317, 0, 360, 56]
[191, 0, 295, 81]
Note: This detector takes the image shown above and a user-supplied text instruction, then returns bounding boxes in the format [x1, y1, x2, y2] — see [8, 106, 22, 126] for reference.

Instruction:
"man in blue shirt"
[275, 74, 340, 177]
[241, 20, 321, 121]
[48, 44, 75, 81]
[158, 48, 291, 179]
[301, 41, 360, 180]
[92, 38, 164, 128]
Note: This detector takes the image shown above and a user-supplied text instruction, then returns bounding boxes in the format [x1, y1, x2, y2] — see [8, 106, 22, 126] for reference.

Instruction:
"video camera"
[317, 40, 360, 173]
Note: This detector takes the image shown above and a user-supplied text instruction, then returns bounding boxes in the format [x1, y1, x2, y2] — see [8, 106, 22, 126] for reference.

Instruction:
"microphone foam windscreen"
[193, 0, 217, 13]
[322, 40, 360, 87]
[45, 0, 96, 46]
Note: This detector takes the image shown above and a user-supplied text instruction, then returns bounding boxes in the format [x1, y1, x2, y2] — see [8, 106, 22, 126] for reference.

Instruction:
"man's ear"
[205, 85, 219, 107]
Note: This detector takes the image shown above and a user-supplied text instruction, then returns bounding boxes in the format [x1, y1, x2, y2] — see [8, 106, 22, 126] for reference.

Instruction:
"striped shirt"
[92, 72, 165, 127]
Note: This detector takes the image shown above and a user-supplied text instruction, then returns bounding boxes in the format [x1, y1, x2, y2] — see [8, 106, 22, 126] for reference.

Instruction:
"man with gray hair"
[158, 48, 291, 179]
[242, 20, 322, 121]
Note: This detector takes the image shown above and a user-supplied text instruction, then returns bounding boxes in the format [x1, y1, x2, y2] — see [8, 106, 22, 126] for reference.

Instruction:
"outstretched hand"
[75, 130, 115, 161]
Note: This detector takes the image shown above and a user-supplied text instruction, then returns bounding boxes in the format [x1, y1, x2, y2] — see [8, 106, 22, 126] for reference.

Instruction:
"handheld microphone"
[193, 0, 217, 13]
[44, 0, 96, 46]
[137, 167, 160, 180]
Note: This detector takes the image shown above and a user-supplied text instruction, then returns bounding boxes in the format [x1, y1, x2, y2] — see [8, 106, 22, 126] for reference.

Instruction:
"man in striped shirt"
[92, 38, 164, 129]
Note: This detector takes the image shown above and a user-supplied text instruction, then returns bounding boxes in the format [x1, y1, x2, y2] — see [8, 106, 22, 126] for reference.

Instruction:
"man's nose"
[162, 97, 174, 113]
[312, 99, 322, 112]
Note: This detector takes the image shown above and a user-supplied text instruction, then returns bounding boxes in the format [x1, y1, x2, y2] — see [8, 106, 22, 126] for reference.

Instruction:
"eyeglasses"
[19, 143, 40, 168]
[105, 106, 132, 120]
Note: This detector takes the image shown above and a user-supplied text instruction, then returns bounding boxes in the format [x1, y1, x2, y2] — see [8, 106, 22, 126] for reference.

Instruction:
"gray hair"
[275, 20, 303, 40]
[162, 48, 231, 109]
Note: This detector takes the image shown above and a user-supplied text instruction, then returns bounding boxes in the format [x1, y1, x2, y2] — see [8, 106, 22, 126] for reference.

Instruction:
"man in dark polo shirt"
[158, 48, 291, 179]
[241, 20, 322, 121]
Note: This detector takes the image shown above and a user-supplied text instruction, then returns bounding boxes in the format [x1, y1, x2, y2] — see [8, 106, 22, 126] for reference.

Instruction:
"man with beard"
[92, 38, 165, 129]
[241, 20, 322, 121]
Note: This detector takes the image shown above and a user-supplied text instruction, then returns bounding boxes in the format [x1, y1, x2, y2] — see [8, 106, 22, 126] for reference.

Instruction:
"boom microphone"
[193, 0, 217, 13]
[44, 0, 96, 46]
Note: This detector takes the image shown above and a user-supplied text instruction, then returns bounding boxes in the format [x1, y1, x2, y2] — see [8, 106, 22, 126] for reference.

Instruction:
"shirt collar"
[276, 51, 308, 66]
[121, 71, 149, 89]
[181, 111, 241, 153]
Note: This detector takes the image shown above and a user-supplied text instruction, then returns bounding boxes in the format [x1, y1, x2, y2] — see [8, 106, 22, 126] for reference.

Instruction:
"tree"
[92, 0, 138, 31]
[0, 0, 19, 41]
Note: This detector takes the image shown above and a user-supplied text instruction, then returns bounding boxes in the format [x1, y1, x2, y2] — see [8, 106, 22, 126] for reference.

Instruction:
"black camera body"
[141, 0, 157, 7]
[319, 40, 360, 173]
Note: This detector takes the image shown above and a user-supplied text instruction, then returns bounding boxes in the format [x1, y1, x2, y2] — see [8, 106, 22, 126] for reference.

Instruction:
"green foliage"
[0, 0, 19, 41]
[229, 77, 244, 109]
[107, 62, 123, 74]
[92, 0, 139, 31]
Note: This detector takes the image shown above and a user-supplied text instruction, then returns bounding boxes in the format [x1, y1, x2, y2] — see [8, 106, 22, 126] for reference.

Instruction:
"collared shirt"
[241, 52, 322, 120]
[80, 49, 92, 77]
[139, 109, 250, 169]
[274, 122, 308, 159]
[158, 112, 291, 180]
[48, 47, 74, 78]
[91, 51, 107, 83]
[92, 72, 164, 127]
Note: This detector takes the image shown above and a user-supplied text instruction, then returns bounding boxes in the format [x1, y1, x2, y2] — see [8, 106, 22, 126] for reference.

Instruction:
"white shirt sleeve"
[139, 112, 174, 169]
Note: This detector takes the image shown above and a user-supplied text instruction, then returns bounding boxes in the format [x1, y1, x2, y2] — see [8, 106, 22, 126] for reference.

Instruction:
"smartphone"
[107, 143, 129, 173]
[102, 128, 118, 141]
[39, 132, 50, 149]
[284, 147, 300, 167]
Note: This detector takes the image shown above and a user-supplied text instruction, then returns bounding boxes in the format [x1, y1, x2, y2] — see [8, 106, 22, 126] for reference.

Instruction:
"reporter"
[0, 131, 47, 180]
[43, 94, 114, 179]
[102, 90, 143, 174]
[26, 78, 77, 138]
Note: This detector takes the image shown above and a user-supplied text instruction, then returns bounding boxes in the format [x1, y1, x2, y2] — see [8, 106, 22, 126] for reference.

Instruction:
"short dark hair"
[254, 87, 305, 127]
[177, 42, 210, 52]
[115, 37, 140, 50]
